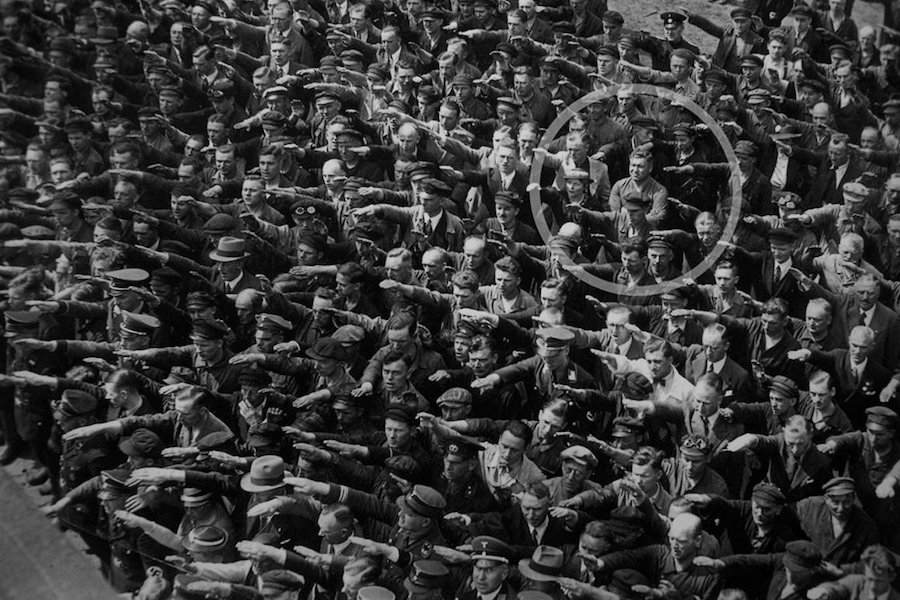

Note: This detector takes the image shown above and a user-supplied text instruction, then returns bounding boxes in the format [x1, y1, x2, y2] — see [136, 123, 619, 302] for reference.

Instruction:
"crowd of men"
[8, 0, 900, 599]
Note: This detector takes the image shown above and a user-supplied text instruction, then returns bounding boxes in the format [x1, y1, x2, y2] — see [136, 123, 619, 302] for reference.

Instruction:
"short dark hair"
[503, 419, 533, 447]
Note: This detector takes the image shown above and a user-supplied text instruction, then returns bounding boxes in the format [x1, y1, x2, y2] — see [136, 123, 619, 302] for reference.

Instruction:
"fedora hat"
[240, 455, 286, 492]
[518, 546, 564, 581]
[209, 236, 249, 262]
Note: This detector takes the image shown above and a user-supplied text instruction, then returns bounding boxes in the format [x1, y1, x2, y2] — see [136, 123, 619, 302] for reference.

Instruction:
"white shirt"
[861, 306, 875, 327]
[616, 337, 633, 356]
[834, 161, 849, 187]
[709, 356, 727, 374]
[851, 359, 868, 381]
[329, 539, 352, 555]
[529, 517, 550, 544]
[426, 210, 443, 233]
[831, 516, 845, 538]
[774, 258, 792, 281]
[500, 170, 515, 190]
[771, 152, 789, 189]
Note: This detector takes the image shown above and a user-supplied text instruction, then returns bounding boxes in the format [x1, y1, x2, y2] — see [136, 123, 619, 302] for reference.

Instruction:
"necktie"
[785, 454, 798, 480]
[774, 264, 782, 285]
[423, 219, 433, 235]
[861, 308, 868, 326]
[706, 361, 714, 374]
[700, 415, 710, 436]
[530, 526, 539, 542]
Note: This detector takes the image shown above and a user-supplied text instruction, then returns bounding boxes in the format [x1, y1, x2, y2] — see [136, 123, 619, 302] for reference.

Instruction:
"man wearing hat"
[698, 539, 832, 600]
[687, 481, 806, 555]
[825, 406, 900, 545]
[454, 536, 517, 600]
[635, 10, 700, 71]
[2, 310, 60, 471]
[807, 545, 900, 600]
[433, 439, 498, 521]
[687, 7, 765, 73]
[209, 236, 265, 298]
[792, 476, 880, 566]
[310, 480, 447, 562]
[403, 559, 449, 600]
[477, 191, 542, 244]
[473, 327, 595, 410]
[545, 445, 602, 503]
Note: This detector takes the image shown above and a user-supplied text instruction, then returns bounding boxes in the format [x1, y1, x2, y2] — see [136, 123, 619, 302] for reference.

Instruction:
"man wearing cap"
[687, 482, 806, 555]
[792, 476, 880, 565]
[14, 310, 169, 382]
[727, 414, 833, 502]
[433, 439, 498, 519]
[473, 327, 595, 410]
[697, 539, 832, 600]
[633, 10, 700, 71]
[824, 407, 900, 544]
[544, 445, 602, 503]
[687, 7, 765, 73]
[117, 318, 245, 401]
[454, 536, 517, 600]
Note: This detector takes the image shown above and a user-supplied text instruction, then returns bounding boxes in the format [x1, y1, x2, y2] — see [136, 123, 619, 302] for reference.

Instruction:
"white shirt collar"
[774, 257, 792, 278]
[710, 356, 727, 374]
[617, 336, 633, 356]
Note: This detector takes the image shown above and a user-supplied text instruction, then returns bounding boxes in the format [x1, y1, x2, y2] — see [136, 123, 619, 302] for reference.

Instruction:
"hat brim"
[240, 472, 285, 493]
[517, 559, 562, 582]
[404, 579, 433, 594]
[209, 251, 249, 262]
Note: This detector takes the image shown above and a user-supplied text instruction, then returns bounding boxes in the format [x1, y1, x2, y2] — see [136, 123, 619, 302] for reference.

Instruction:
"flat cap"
[768, 375, 798, 399]
[560, 445, 598, 468]
[866, 406, 898, 429]
[751, 482, 786, 506]
[842, 181, 869, 200]
[730, 7, 751, 19]
[384, 406, 416, 426]
[358, 587, 395, 600]
[783, 540, 822, 572]
[823, 476, 856, 496]
[60, 389, 99, 417]
[333, 324, 365, 343]
[437, 387, 472, 407]
[306, 337, 349, 362]
[119, 428, 164, 458]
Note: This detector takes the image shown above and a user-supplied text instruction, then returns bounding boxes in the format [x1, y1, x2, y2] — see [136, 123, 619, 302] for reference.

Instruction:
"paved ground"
[610, 0, 885, 56]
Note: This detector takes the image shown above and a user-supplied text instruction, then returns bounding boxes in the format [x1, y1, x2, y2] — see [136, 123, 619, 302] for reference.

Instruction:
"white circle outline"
[527, 84, 743, 297]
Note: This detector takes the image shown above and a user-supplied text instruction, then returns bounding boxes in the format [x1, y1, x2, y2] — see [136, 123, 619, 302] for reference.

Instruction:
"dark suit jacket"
[683, 347, 753, 403]
[469, 508, 577, 559]
[796, 149, 865, 208]
[807, 348, 892, 428]
[794, 496, 880, 565]
[749, 434, 833, 502]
